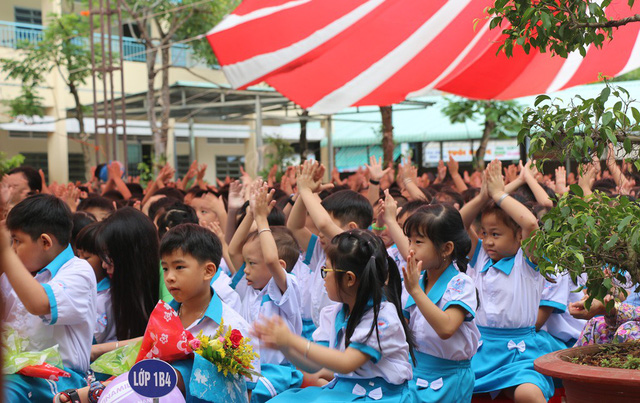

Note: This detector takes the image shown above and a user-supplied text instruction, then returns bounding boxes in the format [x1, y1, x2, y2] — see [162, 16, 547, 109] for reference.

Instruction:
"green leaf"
[534, 95, 551, 106]
[618, 215, 633, 232]
[598, 87, 611, 104]
[570, 184, 584, 197]
[604, 234, 619, 250]
[540, 12, 552, 30]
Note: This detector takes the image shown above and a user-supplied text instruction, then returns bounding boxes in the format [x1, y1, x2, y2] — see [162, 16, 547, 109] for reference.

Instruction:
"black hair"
[160, 223, 222, 267]
[148, 197, 179, 221]
[246, 226, 300, 272]
[75, 221, 102, 256]
[77, 196, 115, 214]
[156, 202, 199, 239]
[102, 190, 124, 201]
[397, 200, 429, 220]
[126, 183, 144, 198]
[325, 229, 415, 364]
[480, 202, 520, 235]
[321, 190, 373, 229]
[434, 188, 465, 208]
[153, 187, 185, 202]
[462, 188, 480, 204]
[71, 211, 96, 249]
[6, 194, 72, 246]
[403, 204, 472, 276]
[97, 207, 159, 340]
[7, 166, 41, 193]
[267, 206, 286, 226]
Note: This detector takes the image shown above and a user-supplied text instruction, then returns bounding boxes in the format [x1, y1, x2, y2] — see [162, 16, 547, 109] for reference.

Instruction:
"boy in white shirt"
[0, 194, 97, 402]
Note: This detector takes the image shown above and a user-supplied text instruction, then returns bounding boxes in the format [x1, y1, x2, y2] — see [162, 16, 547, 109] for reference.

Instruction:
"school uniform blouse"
[239, 272, 303, 365]
[94, 277, 116, 344]
[404, 264, 481, 361]
[541, 274, 587, 342]
[468, 241, 543, 329]
[1, 244, 97, 372]
[210, 268, 242, 313]
[312, 301, 413, 385]
[303, 235, 337, 326]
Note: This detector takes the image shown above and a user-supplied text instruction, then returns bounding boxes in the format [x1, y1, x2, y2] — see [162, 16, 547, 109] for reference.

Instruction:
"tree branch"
[571, 14, 640, 29]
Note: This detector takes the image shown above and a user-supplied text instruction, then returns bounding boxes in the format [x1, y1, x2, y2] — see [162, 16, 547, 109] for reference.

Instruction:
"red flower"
[230, 329, 243, 348]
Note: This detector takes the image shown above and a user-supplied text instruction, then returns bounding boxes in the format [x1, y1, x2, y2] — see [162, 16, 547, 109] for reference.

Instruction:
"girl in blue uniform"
[254, 229, 416, 402]
[460, 160, 554, 402]
[402, 204, 480, 403]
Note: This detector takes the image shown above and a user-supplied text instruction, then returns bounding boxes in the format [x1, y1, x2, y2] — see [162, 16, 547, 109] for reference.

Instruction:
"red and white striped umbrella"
[207, 0, 640, 114]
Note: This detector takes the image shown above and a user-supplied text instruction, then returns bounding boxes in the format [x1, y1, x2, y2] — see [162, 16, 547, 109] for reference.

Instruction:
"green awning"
[335, 145, 402, 172]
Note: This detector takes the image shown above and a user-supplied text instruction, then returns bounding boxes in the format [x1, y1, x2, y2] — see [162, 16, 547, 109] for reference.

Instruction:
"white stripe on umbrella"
[207, 0, 311, 35]
[619, 29, 640, 76]
[546, 50, 587, 93]
[407, 19, 491, 99]
[220, 0, 386, 88]
[308, 0, 472, 113]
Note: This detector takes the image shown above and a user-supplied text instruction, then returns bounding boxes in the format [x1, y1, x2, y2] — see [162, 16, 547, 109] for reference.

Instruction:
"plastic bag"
[189, 354, 248, 403]
[17, 363, 70, 381]
[135, 301, 194, 363]
[90, 340, 142, 377]
[2, 328, 64, 374]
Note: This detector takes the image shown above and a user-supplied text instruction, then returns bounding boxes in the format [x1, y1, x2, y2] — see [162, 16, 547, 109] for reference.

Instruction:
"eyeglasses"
[320, 265, 347, 279]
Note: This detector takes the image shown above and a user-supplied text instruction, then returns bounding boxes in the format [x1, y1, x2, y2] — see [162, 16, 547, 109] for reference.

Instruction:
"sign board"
[128, 359, 178, 399]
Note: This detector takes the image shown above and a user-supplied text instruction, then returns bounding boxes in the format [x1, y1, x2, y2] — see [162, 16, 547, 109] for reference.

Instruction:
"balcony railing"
[0, 20, 208, 68]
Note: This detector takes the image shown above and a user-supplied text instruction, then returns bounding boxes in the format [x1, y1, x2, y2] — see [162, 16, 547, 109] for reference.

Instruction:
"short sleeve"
[312, 305, 337, 346]
[264, 274, 302, 334]
[540, 273, 569, 313]
[442, 273, 478, 320]
[41, 259, 97, 326]
[348, 303, 405, 364]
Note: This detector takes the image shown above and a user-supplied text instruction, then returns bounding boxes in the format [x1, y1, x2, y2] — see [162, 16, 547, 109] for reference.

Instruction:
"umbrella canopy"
[207, 0, 640, 114]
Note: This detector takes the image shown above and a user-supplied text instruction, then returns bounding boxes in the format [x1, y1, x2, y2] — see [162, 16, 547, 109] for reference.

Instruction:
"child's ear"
[204, 262, 217, 281]
[278, 259, 287, 272]
[347, 221, 358, 230]
[40, 234, 53, 250]
[345, 271, 357, 287]
[442, 241, 454, 259]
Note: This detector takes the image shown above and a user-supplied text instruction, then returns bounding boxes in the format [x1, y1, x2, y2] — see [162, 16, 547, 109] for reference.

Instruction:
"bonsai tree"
[519, 83, 640, 311]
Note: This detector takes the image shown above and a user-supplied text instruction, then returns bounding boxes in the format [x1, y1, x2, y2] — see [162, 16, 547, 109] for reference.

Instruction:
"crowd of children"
[0, 152, 638, 403]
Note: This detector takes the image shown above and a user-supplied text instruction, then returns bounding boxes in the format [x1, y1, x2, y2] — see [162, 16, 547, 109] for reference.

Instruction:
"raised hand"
[383, 189, 398, 222]
[555, 166, 569, 194]
[365, 156, 391, 182]
[447, 155, 460, 177]
[297, 160, 333, 194]
[402, 250, 423, 296]
[435, 160, 447, 183]
[485, 160, 505, 198]
[253, 315, 292, 350]
[250, 183, 275, 220]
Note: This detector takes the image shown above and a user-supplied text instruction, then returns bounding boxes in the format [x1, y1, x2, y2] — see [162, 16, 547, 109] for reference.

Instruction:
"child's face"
[161, 249, 215, 304]
[480, 213, 522, 261]
[84, 207, 111, 222]
[242, 238, 272, 290]
[408, 232, 442, 271]
[190, 198, 218, 225]
[323, 259, 341, 303]
[77, 249, 104, 281]
[10, 230, 50, 272]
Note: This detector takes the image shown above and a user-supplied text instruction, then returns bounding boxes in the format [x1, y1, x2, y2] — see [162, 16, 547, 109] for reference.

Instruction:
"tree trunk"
[69, 81, 92, 181]
[299, 109, 309, 162]
[476, 119, 496, 170]
[159, 45, 171, 159]
[146, 46, 164, 160]
[380, 105, 394, 167]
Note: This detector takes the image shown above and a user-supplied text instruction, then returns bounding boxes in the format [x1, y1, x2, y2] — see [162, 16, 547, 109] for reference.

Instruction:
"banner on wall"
[422, 139, 520, 165]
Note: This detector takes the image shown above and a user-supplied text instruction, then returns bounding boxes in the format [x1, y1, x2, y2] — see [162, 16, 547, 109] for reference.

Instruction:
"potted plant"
[518, 83, 640, 400]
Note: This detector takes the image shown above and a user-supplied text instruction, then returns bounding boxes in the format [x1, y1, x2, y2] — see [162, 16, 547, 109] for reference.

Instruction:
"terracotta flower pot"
[534, 343, 640, 402]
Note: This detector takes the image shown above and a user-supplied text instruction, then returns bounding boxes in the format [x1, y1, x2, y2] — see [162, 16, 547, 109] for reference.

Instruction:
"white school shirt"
[403, 264, 481, 361]
[539, 272, 569, 314]
[387, 245, 406, 279]
[468, 240, 544, 329]
[210, 268, 242, 313]
[218, 257, 232, 276]
[541, 274, 587, 342]
[312, 301, 413, 385]
[168, 287, 260, 387]
[303, 235, 337, 326]
[239, 272, 303, 365]
[94, 277, 116, 344]
[1, 244, 97, 372]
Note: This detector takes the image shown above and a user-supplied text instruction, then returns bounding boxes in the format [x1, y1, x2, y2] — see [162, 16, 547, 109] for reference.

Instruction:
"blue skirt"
[251, 363, 304, 403]
[270, 376, 412, 402]
[410, 351, 473, 403]
[537, 330, 576, 351]
[4, 367, 86, 402]
[471, 326, 555, 401]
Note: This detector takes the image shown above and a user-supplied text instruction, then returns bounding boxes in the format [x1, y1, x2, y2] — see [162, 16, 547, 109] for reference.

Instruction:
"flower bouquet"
[2, 328, 70, 381]
[188, 320, 260, 403]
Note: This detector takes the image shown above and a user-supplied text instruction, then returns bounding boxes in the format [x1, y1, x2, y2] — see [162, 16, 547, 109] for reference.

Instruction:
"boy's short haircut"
[320, 190, 373, 229]
[148, 197, 179, 221]
[102, 190, 124, 201]
[6, 194, 73, 245]
[435, 188, 465, 208]
[126, 183, 144, 197]
[246, 226, 301, 273]
[160, 223, 222, 267]
[397, 200, 429, 219]
[156, 202, 199, 239]
[7, 166, 42, 193]
[75, 221, 102, 255]
[77, 196, 116, 213]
